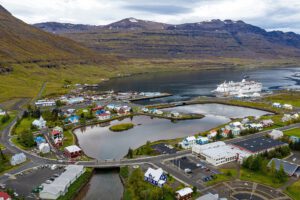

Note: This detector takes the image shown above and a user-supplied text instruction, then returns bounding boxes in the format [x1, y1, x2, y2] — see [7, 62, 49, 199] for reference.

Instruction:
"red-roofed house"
[51, 126, 64, 147]
[0, 192, 11, 200]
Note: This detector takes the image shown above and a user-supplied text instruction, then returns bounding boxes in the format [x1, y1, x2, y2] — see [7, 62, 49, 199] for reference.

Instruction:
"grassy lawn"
[109, 123, 134, 132]
[206, 169, 237, 186]
[57, 168, 93, 200]
[285, 180, 300, 200]
[283, 128, 300, 137]
[265, 91, 300, 107]
[240, 168, 285, 188]
[59, 130, 75, 150]
[0, 112, 16, 131]
[11, 136, 31, 150]
[13, 117, 35, 135]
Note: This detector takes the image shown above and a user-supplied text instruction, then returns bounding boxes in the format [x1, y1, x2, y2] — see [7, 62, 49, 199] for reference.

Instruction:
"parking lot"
[168, 155, 220, 184]
[151, 143, 177, 154]
[4, 165, 65, 199]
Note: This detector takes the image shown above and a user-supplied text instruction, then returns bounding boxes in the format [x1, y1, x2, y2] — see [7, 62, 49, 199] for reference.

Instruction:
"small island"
[109, 123, 135, 132]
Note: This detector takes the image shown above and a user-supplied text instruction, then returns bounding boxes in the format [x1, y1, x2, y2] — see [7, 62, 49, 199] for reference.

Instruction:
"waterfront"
[74, 103, 271, 199]
[98, 67, 300, 104]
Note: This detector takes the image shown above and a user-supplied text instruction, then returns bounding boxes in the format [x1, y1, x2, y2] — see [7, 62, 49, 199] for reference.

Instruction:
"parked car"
[184, 168, 192, 173]
[45, 180, 52, 184]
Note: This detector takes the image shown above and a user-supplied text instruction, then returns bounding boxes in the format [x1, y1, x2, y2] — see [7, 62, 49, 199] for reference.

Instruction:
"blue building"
[196, 136, 209, 145]
[34, 136, 46, 145]
[65, 115, 80, 124]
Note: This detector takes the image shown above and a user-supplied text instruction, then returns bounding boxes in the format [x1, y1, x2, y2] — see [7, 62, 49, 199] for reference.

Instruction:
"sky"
[1, 0, 300, 33]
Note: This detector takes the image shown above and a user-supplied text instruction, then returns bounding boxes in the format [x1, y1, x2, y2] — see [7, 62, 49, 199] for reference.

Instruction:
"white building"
[0, 109, 6, 115]
[144, 167, 167, 187]
[207, 130, 217, 140]
[10, 153, 26, 166]
[32, 116, 46, 129]
[35, 100, 56, 107]
[192, 142, 251, 166]
[196, 193, 226, 200]
[283, 104, 293, 110]
[180, 136, 196, 149]
[272, 102, 282, 108]
[268, 129, 284, 140]
[176, 187, 193, 200]
[38, 143, 50, 154]
[40, 165, 85, 200]
[282, 114, 292, 122]
[97, 113, 111, 121]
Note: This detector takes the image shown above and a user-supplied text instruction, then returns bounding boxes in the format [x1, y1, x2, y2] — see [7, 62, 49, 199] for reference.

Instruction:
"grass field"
[0, 112, 16, 131]
[283, 128, 300, 137]
[13, 118, 35, 135]
[285, 180, 300, 200]
[240, 168, 286, 188]
[264, 91, 300, 107]
[59, 130, 75, 150]
[206, 169, 237, 186]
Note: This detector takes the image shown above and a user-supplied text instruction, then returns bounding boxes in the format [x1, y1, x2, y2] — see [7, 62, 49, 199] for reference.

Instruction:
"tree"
[19, 131, 35, 147]
[0, 148, 6, 161]
[228, 131, 234, 139]
[270, 160, 276, 175]
[275, 163, 287, 183]
[192, 186, 197, 194]
[127, 148, 133, 158]
[216, 130, 223, 140]
[55, 100, 63, 107]
[1, 114, 10, 124]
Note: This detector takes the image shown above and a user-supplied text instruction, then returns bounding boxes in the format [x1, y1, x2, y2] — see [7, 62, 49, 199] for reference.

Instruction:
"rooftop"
[268, 158, 300, 176]
[231, 136, 287, 153]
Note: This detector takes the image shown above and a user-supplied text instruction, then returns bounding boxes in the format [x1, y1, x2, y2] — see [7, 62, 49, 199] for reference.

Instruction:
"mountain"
[35, 18, 300, 59]
[33, 22, 100, 34]
[0, 5, 104, 65]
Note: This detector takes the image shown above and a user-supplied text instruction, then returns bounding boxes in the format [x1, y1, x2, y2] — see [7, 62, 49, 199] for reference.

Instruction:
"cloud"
[1, 0, 300, 33]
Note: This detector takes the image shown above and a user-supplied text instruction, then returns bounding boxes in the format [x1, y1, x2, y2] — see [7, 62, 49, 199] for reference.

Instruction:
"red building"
[64, 145, 82, 158]
[0, 192, 11, 200]
[51, 126, 64, 147]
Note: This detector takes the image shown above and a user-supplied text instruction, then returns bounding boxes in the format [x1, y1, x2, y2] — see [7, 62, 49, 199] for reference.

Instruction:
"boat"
[212, 79, 262, 97]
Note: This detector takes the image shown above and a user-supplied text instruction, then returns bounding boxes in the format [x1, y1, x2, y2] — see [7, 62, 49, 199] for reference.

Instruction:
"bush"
[109, 123, 134, 132]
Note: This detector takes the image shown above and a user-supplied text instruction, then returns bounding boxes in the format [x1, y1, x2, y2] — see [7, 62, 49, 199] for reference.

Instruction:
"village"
[1, 88, 300, 200]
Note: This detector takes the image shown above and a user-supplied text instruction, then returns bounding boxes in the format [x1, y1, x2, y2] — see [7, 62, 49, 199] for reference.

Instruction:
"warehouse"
[231, 136, 288, 154]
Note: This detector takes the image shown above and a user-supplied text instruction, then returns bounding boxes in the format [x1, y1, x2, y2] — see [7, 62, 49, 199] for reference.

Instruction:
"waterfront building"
[196, 136, 209, 145]
[32, 116, 47, 129]
[181, 136, 196, 149]
[65, 115, 79, 124]
[10, 153, 26, 166]
[97, 112, 111, 120]
[268, 129, 283, 140]
[64, 145, 82, 158]
[175, 187, 193, 200]
[144, 167, 167, 187]
[207, 130, 217, 140]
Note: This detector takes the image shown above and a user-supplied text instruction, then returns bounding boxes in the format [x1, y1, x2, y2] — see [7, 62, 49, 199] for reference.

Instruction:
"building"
[34, 136, 46, 145]
[261, 119, 274, 127]
[170, 111, 180, 118]
[40, 165, 85, 200]
[51, 126, 64, 147]
[268, 158, 300, 177]
[39, 143, 50, 154]
[283, 104, 293, 110]
[282, 114, 292, 122]
[66, 97, 84, 105]
[290, 136, 300, 143]
[97, 113, 111, 121]
[207, 130, 217, 139]
[196, 136, 209, 145]
[268, 129, 283, 140]
[64, 145, 82, 158]
[65, 115, 79, 124]
[193, 142, 251, 166]
[35, 100, 56, 107]
[0, 109, 6, 116]
[175, 187, 193, 200]
[10, 153, 26, 166]
[32, 116, 47, 129]
[144, 167, 167, 187]
[0, 192, 11, 200]
[231, 136, 288, 155]
[272, 102, 282, 108]
[181, 136, 196, 149]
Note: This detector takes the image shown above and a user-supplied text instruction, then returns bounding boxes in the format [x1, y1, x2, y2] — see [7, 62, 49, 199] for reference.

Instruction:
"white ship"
[212, 79, 262, 96]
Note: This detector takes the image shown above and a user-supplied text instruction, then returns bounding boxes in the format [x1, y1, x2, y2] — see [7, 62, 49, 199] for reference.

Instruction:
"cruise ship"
[212, 79, 262, 96]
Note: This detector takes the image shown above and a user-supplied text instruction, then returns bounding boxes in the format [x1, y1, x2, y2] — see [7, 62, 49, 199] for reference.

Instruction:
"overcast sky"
[1, 0, 300, 33]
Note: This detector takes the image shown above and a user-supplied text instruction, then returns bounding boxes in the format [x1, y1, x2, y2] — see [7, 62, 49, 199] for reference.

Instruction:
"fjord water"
[98, 67, 300, 104]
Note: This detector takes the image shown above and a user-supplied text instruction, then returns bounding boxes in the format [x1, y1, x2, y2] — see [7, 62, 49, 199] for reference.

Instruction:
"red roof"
[0, 192, 11, 200]
[51, 130, 61, 135]
[92, 106, 104, 111]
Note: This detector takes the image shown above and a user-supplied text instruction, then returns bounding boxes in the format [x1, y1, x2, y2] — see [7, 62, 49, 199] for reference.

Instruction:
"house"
[141, 107, 149, 113]
[10, 153, 26, 166]
[65, 115, 79, 124]
[231, 127, 241, 136]
[0, 109, 6, 116]
[181, 136, 196, 149]
[66, 109, 76, 114]
[0, 192, 11, 200]
[106, 104, 116, 110]
[241, 118, 249, 124]
[64, 145, 82, 158]
[292, 113, 299, 120]
[282, 114, 292, 122]
[268, 129, 283, 140]
[272, 102, 282, 108]
[290, 136, 300, 143]
[97, 113, 111, 121]
[51, 126, 64, 147]
[248, 123, 263, 130]
[35, 100, 56, 107]
[170, 111, 180, 118]
[144, 167, 167, 187]
[268, 158, 300, 177]
[283, 104, 293, 110]
[196, 136, 209, 145]
[221, 128, 231, 138]
[151, 109, 163, 115]
[32, 116, 47, 129]
[34, 136, 46, 145]
[261, 119, 274, 127]
[39, 143, 51, 154]
[207, 130, 217, 140]
[175, 187, 193, 200]
[66, 97, 84, 104]
[95, 109, 106, 115]
[92, 106, 104, 111]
